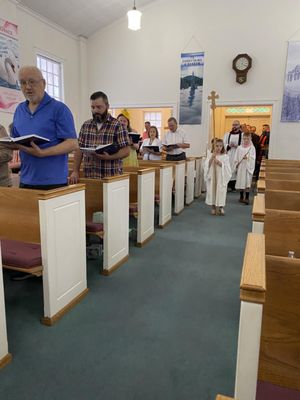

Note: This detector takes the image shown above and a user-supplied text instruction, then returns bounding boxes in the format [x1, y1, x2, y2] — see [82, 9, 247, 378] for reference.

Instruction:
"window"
[37, 54, 63, 101]
[144, 112, 162, 136]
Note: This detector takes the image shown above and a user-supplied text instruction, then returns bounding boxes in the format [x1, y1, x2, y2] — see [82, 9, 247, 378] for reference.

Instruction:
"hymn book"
[80, 143, 118, 155]
[164, 144, 179, 150]
[0, 134, 50, 146]
[142, 145, 160, 152]
[129, 133, 141, 143]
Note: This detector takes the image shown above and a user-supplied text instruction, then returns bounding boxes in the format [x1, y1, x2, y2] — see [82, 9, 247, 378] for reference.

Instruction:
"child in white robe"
[204, 138, 232, 215]
[234, 132, 256, 205]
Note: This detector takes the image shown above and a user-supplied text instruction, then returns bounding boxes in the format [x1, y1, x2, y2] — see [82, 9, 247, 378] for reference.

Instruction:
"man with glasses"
[11, 65, 78, 190]
[223, 120, 243, 191]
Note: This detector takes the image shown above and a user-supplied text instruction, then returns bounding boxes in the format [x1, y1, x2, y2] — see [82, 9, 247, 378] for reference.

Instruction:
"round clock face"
[235, 57, 249, 71]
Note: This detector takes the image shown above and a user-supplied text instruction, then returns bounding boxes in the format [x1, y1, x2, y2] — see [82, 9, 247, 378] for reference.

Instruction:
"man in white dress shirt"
[162, 117, 190, 161]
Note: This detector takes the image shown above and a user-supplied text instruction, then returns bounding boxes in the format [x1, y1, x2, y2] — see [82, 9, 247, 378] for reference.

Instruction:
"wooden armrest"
[240, 233, 266, 304]
[216, 395, 236, 400]
[252, 194, 265, 222]
[37, 184, 86, 200]
[257, 179, 265, 192]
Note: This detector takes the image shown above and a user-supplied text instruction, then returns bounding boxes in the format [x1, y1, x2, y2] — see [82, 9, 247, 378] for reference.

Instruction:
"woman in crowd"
[140, 125, 162, 160]
[117, 113, 139, 167]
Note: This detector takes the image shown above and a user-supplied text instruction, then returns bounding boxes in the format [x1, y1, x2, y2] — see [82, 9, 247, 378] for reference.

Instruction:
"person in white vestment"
[140, 126, 162, 160]
[204, 138, 232, 216]
[234, 132, 256, 205]
[223, 120, 243, 191]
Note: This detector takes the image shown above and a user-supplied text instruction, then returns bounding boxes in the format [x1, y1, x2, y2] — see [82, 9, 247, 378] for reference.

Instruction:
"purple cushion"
[86, 221, 104, 233]
[257, 381, 300, 400]
[129, 204, 138, 214]
[155, 194, 160, 201]
[1, 239, 42, 268]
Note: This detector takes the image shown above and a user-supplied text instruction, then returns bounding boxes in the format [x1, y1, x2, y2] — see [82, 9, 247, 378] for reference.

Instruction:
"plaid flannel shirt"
[79, 114, 130, 178]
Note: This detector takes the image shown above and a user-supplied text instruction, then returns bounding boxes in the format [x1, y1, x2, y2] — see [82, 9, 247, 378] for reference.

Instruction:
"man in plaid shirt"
[69, 91, 130, 182]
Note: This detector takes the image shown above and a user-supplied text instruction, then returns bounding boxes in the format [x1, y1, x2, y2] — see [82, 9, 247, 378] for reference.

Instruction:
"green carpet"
[0, 192, 252, 400]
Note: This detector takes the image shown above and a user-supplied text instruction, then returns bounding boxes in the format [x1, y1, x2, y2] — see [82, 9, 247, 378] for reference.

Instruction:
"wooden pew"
[252, 193, 265, 234]
[266, 172, 300, 180]
[0, 185, 88, 326]
[123, 167, 156, 246]
[140, 160, 186, 215]
[79, 175, 129, 275]
[216, 396, 236, 400]
[257, 179, 265, 193]
[185, 157, 195, 205]
[0, 244, 11, 369]
[258, 255, 300, 391]
[266, 179, 300, 191]
[235, 233, 266, 400]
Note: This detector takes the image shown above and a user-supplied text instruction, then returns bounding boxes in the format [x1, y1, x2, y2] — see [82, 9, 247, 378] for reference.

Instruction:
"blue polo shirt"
[12, 92, 77, 185]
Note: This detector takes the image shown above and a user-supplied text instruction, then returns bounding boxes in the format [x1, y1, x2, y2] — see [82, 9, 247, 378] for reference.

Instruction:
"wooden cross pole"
[207, 90, 219, 206]
[208, 90, 219, 141]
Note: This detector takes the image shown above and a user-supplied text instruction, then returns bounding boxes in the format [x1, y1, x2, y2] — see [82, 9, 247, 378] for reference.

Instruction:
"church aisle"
[0, 193, 252, 400]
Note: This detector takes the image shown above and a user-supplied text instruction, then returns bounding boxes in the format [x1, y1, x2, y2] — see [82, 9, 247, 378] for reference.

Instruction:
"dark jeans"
[19, 183, 67, 190]
[166, 152, 186, 161]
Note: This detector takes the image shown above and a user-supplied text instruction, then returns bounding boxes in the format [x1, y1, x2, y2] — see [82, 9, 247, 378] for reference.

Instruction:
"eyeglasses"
[18, 78, 44, 87]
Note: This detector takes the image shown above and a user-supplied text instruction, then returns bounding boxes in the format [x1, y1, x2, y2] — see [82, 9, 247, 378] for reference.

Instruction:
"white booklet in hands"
[0, 134, 50, 146]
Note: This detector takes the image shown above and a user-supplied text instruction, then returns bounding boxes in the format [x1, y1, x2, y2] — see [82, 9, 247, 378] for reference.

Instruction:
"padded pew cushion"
[86, 221, 104, 233]
[1, 239, 42, 268]
[129, 203, 138, 215]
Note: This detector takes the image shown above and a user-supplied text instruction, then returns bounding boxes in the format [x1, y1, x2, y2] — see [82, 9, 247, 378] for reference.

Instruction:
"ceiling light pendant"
[127, 0, 142, 31]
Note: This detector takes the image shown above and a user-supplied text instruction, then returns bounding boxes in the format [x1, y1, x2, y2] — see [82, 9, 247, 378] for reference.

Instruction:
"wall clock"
[232, 54, 252, 84]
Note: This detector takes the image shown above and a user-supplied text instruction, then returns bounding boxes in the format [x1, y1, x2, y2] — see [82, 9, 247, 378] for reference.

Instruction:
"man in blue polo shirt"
[12, 66, 78, 189]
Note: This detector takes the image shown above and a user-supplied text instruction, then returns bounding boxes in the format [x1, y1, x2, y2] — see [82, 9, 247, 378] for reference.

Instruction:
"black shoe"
[10, 272, 36, 281]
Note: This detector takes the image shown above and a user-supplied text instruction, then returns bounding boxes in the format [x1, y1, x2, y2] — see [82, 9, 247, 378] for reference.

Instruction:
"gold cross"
[208, 90, 219, 110]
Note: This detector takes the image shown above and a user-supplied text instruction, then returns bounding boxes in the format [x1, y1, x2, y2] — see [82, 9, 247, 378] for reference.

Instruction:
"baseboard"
[174, 208, 184, 216]
[0, 353, 12, 369]
[41, 288, 89, 326]
[101, 255, 129, 276]
[136, 233, 155, 247]
[158, 218, 172, 229]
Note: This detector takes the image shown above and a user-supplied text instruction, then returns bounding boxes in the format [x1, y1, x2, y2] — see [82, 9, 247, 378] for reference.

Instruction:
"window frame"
[36, 52, 64, 102]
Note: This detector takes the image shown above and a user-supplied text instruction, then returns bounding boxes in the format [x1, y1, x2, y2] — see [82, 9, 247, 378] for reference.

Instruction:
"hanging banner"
[281, 41, 300, 122]
[179, 52, 204, 125]
[0, 18, 23, 114]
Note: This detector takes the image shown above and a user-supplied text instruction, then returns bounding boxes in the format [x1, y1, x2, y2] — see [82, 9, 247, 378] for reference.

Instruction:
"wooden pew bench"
[266, 178, 300, 191]
[140, 159, 186, 215]
[266, 171, 300, 180]
[79, 175, 129, 275]
[0, 185, 88, 326]
[123, 167, 156, 246]
[0, 245, 11, 369]
[235, 233, 266, 400]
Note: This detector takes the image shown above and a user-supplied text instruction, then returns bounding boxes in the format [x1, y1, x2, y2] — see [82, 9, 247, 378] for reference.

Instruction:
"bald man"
[11, 66, 78, 189]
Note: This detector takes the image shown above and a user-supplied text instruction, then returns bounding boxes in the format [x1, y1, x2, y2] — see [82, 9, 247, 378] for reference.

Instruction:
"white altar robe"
[234, 144, 256, 189]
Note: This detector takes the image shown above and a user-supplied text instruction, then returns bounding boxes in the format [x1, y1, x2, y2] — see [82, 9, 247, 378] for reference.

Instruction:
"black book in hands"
[164, 144, 179, 151]
[0, 134, 50, 146]
[143, 145, 160, 153]
[80, 143, 118, 155]
[129, 133, 141, 143]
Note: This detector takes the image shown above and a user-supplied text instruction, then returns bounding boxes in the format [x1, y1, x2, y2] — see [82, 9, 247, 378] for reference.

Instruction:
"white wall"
[0, 0, 86, 132]
[87, 0, 300, 159]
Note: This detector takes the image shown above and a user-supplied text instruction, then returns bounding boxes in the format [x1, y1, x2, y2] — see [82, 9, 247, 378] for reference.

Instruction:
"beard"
[92, 111, 108, 123]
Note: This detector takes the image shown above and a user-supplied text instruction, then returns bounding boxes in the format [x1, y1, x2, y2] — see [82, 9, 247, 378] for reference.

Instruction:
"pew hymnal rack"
[0, 135, 50, 146]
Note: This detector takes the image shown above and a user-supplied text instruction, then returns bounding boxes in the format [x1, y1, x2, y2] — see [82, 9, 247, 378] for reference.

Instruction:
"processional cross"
[208, 90, 219, 140]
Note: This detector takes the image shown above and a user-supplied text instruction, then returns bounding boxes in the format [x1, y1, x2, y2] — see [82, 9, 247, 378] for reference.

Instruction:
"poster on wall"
[281, 41, 300, 122]
[0, 18, 23, 114]
[179, 52, 204, 125]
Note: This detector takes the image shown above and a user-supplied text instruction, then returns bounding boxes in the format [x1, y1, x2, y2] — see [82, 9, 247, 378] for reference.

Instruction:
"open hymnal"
[129, 133, 141, 143]
[80, 143, 118, 155]
[0, 134, 50, 146]
[164, 144, 179, 150]
[142, 145, 160, 153]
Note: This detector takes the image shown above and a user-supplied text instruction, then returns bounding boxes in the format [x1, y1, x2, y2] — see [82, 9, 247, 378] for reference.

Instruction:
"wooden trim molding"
[37, 184, 86, 200]
[257, 180, 266, 193]
[0, 353, 12, 369]
[252, 194, 265, 222]
[137, 168, 156, 175]
[101, 255, 129, 276]
[41, 288, 89, 326]
[158, 218, 172, 229]
[240, 233, 266, 304]
[101, 174, 129, 183]
[136, 233, 155, 247]
[216, 396, 235, 400]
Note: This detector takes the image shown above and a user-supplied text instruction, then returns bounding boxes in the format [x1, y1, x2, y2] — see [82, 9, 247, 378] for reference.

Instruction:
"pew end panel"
[194, 157, 203, 198]
[185, 158, 195, 205]
[158, 164, 173, 228]
[252, 194, 265, 234]
[137, 169, 155, 247]
[38, 185, 88, 325]
[0, 243, 12, 369]
[102, 175, 129, 275]
[174, 160, 186, 215]
[258, 255, 300, 391]
[235, 233, 266, 400]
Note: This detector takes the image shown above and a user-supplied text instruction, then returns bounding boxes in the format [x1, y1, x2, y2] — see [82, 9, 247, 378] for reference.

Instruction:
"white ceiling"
[17, 0, 156, 38]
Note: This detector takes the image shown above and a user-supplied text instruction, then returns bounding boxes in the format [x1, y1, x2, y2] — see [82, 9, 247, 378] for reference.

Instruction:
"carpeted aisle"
[0, 192, 252, 400]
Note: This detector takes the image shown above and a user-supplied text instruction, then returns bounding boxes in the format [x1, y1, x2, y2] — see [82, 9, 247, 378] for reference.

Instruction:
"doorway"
[214, 104, 273, 138]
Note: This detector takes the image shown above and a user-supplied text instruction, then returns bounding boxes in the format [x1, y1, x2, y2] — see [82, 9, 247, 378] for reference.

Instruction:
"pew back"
[78, 178, 104, 220]
[265, 209, 300, 256]
[266, 172, 300, 180]
[265, 189, 300, 211]
[259, 255, 300, 391]
[266, 179, 300, 191]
